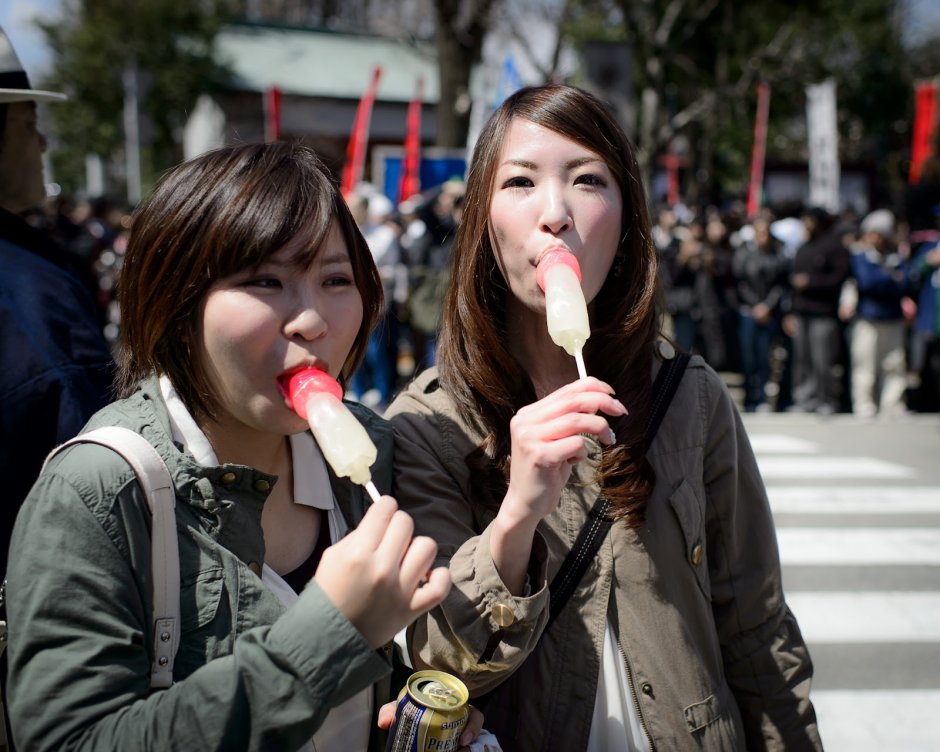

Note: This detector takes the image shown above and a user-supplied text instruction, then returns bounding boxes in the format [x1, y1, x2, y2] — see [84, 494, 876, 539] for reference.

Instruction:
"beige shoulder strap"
[49, 427, 180, 689]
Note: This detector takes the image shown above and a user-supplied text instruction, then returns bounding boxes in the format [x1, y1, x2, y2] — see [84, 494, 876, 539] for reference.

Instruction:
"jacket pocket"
[175, 567, 227, 679]
[668, 479, 711, 600]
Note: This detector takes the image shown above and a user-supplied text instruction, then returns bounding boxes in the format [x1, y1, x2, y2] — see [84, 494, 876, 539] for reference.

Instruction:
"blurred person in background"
[787, 207, 852, 414]
[698, 211, 738, 372]
[846, 209, 913, 418]
[910, 207, 940, 412]
[349, 191, 402, 411]
[0, 26, 114, 580]
[659, 218, 703, 354]
[404, 180, 464, 373]
[733, 217, 789, 412]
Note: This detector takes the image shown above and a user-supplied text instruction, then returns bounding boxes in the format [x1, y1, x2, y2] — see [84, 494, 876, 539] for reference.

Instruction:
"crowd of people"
[653, 199, 940, 417]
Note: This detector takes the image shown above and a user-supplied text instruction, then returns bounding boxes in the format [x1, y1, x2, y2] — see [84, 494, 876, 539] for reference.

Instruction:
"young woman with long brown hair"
[387, 85, 821, 751]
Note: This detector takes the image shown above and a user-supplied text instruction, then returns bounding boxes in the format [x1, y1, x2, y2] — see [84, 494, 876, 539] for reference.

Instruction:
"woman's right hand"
[490, 377, 626, 593]
[314, 497, 451, 648]
[504, 377, 625, 522]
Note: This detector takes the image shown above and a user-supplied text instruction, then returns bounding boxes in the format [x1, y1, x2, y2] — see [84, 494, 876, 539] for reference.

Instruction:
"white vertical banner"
[806, 79, 840, 213]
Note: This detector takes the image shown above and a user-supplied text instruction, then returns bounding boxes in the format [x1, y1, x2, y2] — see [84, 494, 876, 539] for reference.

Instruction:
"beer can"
[385, 670, 470, 752]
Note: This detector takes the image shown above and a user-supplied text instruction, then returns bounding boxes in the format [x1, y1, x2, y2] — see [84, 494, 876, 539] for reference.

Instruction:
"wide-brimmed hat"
[0, 26, 66, 103]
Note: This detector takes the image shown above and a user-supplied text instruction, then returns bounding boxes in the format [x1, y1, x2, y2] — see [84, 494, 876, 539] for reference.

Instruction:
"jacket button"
[491, 603, 515, 628]
[220, 471, 237, 485]
[690, 542, 704, 566]
[254, 479, 271, 492]
[656, 340, 676, 360]
[248, 561, 262, 576]
[641, 682, 653, 696]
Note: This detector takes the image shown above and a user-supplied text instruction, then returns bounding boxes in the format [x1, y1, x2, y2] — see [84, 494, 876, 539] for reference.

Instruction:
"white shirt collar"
[158, 375, 334, 511]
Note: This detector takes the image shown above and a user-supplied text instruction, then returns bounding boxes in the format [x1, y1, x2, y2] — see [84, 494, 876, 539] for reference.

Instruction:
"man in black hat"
[0, 26, 114, 578]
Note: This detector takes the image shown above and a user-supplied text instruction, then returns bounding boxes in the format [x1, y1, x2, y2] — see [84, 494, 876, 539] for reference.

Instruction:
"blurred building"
[183, 22, 440, 182]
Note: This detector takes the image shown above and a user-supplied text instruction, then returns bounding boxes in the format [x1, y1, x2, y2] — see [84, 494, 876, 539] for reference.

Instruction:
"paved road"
[742, 412, 940, 752]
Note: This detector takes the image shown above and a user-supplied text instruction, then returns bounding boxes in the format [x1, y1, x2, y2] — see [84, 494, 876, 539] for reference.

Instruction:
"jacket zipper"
[617, 638, 655, 751]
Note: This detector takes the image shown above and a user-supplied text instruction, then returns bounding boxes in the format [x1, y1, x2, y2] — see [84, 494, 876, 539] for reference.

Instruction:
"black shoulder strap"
[545, 352, 690, 630]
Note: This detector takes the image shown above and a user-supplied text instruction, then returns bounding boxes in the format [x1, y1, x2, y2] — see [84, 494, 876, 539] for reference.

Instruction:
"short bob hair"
[437, 84, 660, 526]
[117, 142, 383, 420]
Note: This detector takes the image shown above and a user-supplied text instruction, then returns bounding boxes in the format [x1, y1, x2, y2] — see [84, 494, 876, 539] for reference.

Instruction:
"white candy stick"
[574, 349, 587, 380]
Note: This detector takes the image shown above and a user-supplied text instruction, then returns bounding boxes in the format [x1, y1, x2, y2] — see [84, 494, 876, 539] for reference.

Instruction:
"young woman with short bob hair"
[5, 143, 461, 751]
[387, 85, 822, 751]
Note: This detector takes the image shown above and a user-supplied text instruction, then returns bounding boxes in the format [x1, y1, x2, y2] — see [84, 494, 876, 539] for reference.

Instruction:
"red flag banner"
[747, 82, 771, 218]
[342, 66, 383, 196]
[910, 80, 938, 184]
[264, 86, 282, 143]
[398, 78, 424, 204]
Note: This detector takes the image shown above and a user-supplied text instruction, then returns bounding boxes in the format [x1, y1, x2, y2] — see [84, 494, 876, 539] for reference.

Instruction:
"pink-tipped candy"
[536, 250, 582, 292]
[287, 368, 343, 420]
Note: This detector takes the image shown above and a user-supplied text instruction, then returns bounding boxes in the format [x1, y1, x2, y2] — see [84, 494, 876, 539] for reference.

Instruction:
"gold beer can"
[385, 670, 470, 752]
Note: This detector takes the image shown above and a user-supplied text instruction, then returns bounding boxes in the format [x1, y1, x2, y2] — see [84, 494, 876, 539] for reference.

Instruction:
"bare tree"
[433, 0, 500, 147]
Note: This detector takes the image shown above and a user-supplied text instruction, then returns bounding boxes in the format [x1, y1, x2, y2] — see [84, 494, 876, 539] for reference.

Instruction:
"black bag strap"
[545, 351, 690, 630]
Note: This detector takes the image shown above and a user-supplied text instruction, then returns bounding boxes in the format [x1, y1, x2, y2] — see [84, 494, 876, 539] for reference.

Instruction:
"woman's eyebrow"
[566, 156, 604, 169]
[498, 156, 605, 170]
[319, 251, 353, 265]
[499, 158, 537, 170]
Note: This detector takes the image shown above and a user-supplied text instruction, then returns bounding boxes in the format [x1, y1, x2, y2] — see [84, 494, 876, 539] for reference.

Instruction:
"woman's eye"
[325, 275, 354, 288]
[574, 173, 606, 187]
[244, 276, 282, 289]
[502, 176, 533, 189]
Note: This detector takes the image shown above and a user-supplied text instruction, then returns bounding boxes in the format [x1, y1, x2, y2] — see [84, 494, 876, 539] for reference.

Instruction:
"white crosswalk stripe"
[748, 428, 939, 752]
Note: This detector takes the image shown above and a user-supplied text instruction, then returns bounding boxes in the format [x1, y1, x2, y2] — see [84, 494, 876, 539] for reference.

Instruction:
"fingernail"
[615, 399, 628, 414]
[607, 427, 617, 444]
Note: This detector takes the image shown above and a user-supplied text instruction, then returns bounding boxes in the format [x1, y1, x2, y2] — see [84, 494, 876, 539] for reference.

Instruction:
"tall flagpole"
[264, 86, 282, 143]
[910, 79, 938, 184]
[122, 57, 142, 205]
[746, 82, 771, 218]
[342, 66, 383, 196]
[398, 77, 423, 204]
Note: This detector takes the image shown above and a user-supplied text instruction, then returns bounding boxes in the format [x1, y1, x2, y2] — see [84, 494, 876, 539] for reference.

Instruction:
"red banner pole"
[398, 77, 424, 204]
[746, 82, 771, 218]
[264, 86, 282, 143]
[910, 80, 938, 184]
[342, 66, 383, 196]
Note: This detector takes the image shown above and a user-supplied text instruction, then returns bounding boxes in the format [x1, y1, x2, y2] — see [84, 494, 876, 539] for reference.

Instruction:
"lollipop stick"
[574, 349, 587, 380]
[364, 480, 382, 504]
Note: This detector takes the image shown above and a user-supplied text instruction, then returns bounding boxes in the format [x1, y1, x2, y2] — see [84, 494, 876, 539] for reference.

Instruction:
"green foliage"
[37, 0, 236, 196]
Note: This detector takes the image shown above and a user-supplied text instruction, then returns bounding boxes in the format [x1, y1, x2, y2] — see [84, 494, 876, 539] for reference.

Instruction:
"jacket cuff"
[457, 523, 549, 632]
[266, 580, 391, 705]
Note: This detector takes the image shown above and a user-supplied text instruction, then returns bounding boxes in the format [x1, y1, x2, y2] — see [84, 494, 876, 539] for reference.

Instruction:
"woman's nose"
[284, 296, 328, 342]
[539, 187, 571, 235]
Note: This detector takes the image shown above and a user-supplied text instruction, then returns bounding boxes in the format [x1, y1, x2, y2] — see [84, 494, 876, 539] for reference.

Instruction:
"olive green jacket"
[6, 376, 393, 751]
[386, 354, 822, 752]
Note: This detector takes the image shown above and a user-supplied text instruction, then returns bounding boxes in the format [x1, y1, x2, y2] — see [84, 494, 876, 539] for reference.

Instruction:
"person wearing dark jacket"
[0, 26, 114, 578]
[733, 217, 788, 411]
[787, 207, 851, 414]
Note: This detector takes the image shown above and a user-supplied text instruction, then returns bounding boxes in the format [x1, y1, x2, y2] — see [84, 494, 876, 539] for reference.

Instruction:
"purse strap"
[47, 427, 181, 689]
[545, 351, 690, 630]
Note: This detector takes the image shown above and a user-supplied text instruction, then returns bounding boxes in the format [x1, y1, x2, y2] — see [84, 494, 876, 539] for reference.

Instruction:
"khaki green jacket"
[386, 354, 822, 752]
[6, 376, 393, 751]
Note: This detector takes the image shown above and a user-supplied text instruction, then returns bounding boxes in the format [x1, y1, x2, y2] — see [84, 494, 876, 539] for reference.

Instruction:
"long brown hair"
[117, 142, 383, 420]
[437, 84, 661, 527]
